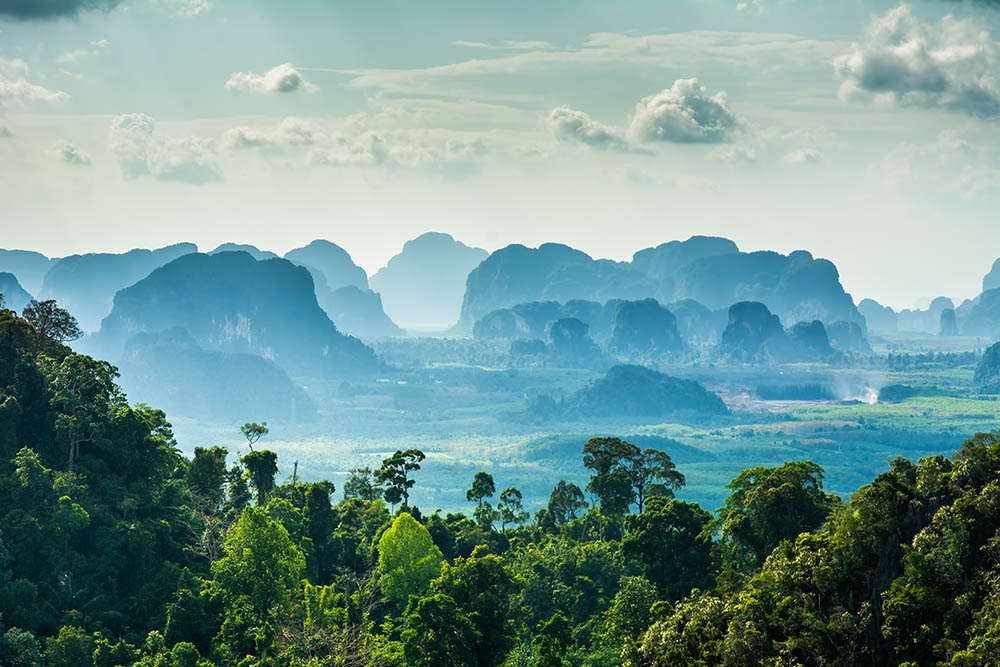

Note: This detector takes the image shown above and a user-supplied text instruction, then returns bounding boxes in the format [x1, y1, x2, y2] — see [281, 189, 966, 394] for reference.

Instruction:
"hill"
[322, 285, 405, 338]
[118, 327, 317, 423]
[39, 243, 197, 331]
[984, 257, 1000, 292]
[458, 238, 863, 332]
[209, 243, 278, 260]
[560, 364, 728, 419]
[0, 273, 33, 313]
[973, 341, 1000, 394]
[284, 239, 369, 291]
[0, 248, 57, 294]
[371, 232, 488, 330]
[92, 251, 378, 376]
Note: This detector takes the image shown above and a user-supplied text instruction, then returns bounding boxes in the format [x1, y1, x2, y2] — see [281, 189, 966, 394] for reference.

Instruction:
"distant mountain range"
[458, 236, 864, 332]
[89, 251, 379, 377]
[0, 273, 33, 313]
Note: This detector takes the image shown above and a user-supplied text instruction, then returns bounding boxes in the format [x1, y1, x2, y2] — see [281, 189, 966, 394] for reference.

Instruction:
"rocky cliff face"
[93, 251, 378, 377]
[40, 243, 197, 331]
[371, 232, 488, 330]
[118, 327, 317, 423]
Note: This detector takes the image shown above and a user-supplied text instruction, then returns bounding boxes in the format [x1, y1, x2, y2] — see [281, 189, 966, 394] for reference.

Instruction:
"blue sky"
[0, 0, 998, 308]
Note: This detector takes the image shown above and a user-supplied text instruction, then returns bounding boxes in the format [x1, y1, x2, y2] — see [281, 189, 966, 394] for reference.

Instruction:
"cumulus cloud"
[222, 117, 327, 151]
[109, 113, 221, 184]
[784, 147, 822, 164]
[626, 78, 743, 143]
[546, 106, 628, 151]
[834, 5, 1000, 119]
[52, 140, 91, 165]
[0, 0, 120, 20]
[0, 58, 69, 108]
[225, 63, 317, 94]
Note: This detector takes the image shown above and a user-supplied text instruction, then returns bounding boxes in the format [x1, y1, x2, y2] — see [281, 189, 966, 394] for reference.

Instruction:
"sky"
[0, 0, 998, 310]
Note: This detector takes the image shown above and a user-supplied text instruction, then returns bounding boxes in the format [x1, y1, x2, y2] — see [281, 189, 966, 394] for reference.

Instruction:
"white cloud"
[450, 40, 554, 50]
[875, 128, 1000, 198]
[109, 113, 221, 184]
[546, 105, 629, 151]
[626, 78, 743, 143]
[56, 39, 110, 65]
[53, 140, 91, 166]
[710, 144, 758, 162]
[225, 63, 317, 94]
[222, 117, 327, 151]
[784, 147, 822, 163]
[308, 131, 488, 175]
[835, 5, 1000, 119]
[0, 58, 69, 108]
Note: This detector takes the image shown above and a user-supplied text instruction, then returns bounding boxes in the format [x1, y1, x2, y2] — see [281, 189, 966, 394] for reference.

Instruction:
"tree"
[467, 472, 498, 530]
[622, 497, 713, 600]
[498, 487, 529, 534]
[376, 448, 425, 510]
[401, 593, 479, 667]
[186, 446, 228, 508]
[583, 437, 684, 515]
[46, 354, 123, 471]
[547, 480, 587, 525]
[377, 512, 444, 604]
[531, 613, 572, 667]
[242, 450, 279, 506]
[22, 300, 82, 344]
[240, 421, 269, 451]
[431, 548, 519, 667]
[712, 460, 840, 569]
[212, 507, 305, 659]
[343, 467, 382, 501]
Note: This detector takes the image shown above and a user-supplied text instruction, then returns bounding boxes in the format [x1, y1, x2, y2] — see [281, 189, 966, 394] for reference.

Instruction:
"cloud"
[308, 132, 488, 176]
[57, 39, 110, 65]
[784, 147, 822, 163]
[225, 63, 317, 94]
[0, 0, 119, 20]
[0, 125, 11, 138]
[0, 58, 69, 108]
[546, 106, 629, 151]
[109, 113, 221, 184]
[875, 128, 1000, 198]
[450, 40, 554, 50]
[834, 5, 1000, 119]
[710, 144, 758, 163]
[626, 78, 743, 143]
[222, 117, 327, 151]
[52, 140, 91, 166]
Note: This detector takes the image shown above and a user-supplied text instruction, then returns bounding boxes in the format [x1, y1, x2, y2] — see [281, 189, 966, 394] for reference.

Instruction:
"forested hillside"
[1, 297, 999, 666]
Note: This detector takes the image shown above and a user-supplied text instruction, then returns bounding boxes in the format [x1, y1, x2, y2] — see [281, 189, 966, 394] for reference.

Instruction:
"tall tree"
[242, 450, 279, 506]
[467, 472, 498, 530]
[547, 480, 588, 526]
[22, 300, 82, 344]
[376, 449, 425, 510]
[240, 421, 269, 451]
[498, 487, 528, 534]
[582, 437, 684, 515]
[343, 466, 382, 502]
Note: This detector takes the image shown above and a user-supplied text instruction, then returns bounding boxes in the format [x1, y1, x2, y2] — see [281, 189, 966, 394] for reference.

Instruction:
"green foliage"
[241, 450, 279, 506]
[712, 460, 840, 569]
[21, 299, 83, 345]
[240, 421, 269, 450]
[622, 497, 713, 600]
[343, 467, 382, 502]
[376, 512, 444, 604]
[402, 593, 479, 667]
[376, 449, 425, 509]
[547, 480, 587, 526]
[583, 437, 684, 516]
